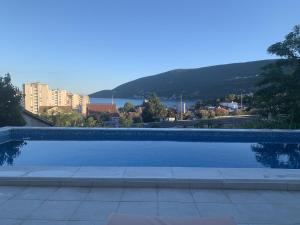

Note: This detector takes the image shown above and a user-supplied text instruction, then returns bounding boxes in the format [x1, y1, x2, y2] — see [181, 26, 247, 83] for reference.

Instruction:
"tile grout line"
[156, 187, 159, 216]
[59, 186, 92, 221]
[223, 189, 235, 204]
[22, 195, 49, 222]
[115, 187, 126, 213]
[190, 187, 203, 217]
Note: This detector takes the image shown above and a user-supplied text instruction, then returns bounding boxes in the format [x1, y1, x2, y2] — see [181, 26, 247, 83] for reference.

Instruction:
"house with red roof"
[87, 103, 118, 114]
[86, 104, 119, 126]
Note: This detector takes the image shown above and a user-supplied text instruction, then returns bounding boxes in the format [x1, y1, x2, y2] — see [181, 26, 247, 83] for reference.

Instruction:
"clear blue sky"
[0, 0, 299, 94]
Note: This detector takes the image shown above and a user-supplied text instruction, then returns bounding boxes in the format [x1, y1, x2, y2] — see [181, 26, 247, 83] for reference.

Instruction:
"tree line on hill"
[90, 59, 275, 100]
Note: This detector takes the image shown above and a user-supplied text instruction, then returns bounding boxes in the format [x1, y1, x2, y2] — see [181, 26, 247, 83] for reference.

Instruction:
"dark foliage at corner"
[0, 74, 25, 127]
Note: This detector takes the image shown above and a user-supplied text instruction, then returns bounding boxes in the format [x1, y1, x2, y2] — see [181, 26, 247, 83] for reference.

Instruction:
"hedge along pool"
[1, 127, 300, 168]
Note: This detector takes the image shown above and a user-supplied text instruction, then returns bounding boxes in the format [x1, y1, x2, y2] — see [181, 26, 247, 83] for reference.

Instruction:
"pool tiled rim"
[0, 166, 299, 190]
[3, 126, 300, 143]
[0, 127, 10, 144]
[1, 127, 300, 190]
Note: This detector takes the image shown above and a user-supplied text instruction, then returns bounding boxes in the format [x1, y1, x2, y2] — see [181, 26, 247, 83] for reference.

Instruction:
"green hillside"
[90, 59, 276, 100]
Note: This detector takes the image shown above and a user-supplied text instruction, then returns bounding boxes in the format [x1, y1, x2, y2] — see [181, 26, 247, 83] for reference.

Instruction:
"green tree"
[98, 112, 111, 122]
[122, 102, 135, 113]
[84, 116, 99, 127]
[196, 109, 215, 119]
[119, 114, 133, 127]
[225, 94, 236, 102]
[254, 25, 300, 128]
[215, 108, 229, 117]
[194, 100, 204, 110]
[42, 111, 103, 127]
[166, 108, 176, 118]
[0, 74, 25, 126]
[141, 93, 167, 122]
[132, 116, 142, 124]
[41, 111, 84, 127]
[208, 110, 216, 118]
[197, 109, 209, 119]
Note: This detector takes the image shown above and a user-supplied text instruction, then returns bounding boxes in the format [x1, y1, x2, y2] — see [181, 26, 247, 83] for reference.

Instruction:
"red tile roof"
[87, 103, 118, 113]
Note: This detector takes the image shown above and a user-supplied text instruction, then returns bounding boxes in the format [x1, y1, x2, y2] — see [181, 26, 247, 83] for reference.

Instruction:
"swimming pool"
[1, 140, 299, 168]
[1, 127, 300, 168]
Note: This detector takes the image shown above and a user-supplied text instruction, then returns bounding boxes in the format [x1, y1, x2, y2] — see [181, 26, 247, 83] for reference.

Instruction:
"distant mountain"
[90, 59, 276, 100]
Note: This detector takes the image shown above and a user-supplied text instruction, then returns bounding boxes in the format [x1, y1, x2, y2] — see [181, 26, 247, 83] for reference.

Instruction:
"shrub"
[215, 108, 229, 117]
[197, 110, 209, 119]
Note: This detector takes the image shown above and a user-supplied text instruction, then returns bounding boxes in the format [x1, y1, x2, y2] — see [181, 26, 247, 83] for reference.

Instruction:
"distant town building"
[86, 103, 118, 117]
[23, 82, 89, 115]
[207, 106, 215, 110]
[72, 94, 89, 115]
[220, 101, 238, 110]
[23, 83, 50, 114]
[87, 103, 119, 126]
[50, 89, 69, 107]
[165, 117, 176, 122]
[177, 102, 186, 114]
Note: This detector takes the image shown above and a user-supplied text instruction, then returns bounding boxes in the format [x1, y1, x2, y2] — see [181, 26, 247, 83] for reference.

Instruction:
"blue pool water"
[1, 140, 299, 168]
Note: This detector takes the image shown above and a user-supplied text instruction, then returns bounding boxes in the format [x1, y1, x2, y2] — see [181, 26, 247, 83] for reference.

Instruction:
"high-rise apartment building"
[23, 83, 50, 114]
[50, 89, 68, 107]
[23, 83, 89, 115]
[71, 94, 89, 115]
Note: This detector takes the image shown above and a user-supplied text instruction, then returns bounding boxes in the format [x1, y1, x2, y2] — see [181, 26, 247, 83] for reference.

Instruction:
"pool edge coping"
[4, 126, 300, 143]
[0, 166, 299, 190]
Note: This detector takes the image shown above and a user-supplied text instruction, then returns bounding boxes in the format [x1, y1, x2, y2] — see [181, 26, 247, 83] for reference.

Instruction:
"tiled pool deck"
[0, 166, 300, 224]
[0, 185, 300, 225]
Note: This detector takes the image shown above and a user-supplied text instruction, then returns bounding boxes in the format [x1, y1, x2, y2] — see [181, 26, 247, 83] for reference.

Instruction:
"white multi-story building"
[23, 83, 50, 114]
[23, 82, 89, 115]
